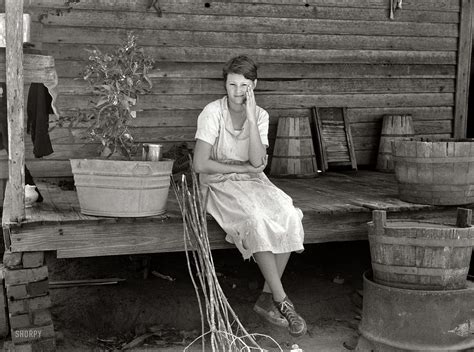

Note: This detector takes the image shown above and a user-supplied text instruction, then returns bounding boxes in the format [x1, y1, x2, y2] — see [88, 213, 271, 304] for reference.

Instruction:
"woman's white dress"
[195, 96, 305, 260]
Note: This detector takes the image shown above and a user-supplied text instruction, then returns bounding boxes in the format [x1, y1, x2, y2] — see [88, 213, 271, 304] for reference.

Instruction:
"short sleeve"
[257, 108, 269, 147]
[195, 104, 220, 146]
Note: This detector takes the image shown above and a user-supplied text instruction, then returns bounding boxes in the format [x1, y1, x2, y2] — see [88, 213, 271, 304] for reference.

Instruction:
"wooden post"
[454, 0, 473, 138]
[372, 210, 386, 236]
[456, 208, 472, 228]
[5, 0, 25, 221]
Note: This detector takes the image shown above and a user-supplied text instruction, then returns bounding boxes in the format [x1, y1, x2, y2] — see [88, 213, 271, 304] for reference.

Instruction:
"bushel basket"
[393, 138, 474, 205]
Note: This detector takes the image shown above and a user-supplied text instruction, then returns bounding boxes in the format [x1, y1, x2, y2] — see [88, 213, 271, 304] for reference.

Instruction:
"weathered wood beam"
[57, 93, 455, 111]
[56, 62, 456, 80]
[0, 52, 56, 84]
[454, 0, 473, 138]
[44, 44, 458, 65]
[5, 0, 25, 221]
[30, 10, 460, 38]
[7, 207, 463, 259]
[7, 0, 462, 13]
[9, 211, 371, 257]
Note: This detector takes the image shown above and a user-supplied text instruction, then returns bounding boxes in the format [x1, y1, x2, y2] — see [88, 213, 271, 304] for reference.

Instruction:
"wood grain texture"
[36, 10, 459, 37]
[57, 62, 456, 79]
[42, 27, 458, 52]
[5, 0, 25, 221]
[45, 119, 453, 145]
[209, 0, 460, 12]
[44, 44, 458, 65]
[4, 0, 460, 21]
[8, 0, 460, 12]
[57, 106, 453, 128]
[0, 52, 56, 84]
[56, 93, 454, 111]
[57, 77, 456, 95]
[346, 107, 453, 123]
[454, 0, 473, 138]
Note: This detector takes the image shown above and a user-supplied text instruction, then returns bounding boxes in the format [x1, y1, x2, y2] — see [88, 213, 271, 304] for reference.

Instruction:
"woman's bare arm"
[245, 85, 267, 167]
[193, 139, 266, 174]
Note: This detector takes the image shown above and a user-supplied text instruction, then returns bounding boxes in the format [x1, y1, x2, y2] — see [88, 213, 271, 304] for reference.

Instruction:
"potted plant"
[69, 33, 174, 217]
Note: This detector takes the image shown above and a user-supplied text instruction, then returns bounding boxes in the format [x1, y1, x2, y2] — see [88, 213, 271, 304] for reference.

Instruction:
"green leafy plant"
[77, 33, 154, 159]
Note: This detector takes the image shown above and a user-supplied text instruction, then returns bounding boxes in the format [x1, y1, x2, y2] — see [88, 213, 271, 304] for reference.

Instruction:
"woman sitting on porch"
[193, 55, 307, 337]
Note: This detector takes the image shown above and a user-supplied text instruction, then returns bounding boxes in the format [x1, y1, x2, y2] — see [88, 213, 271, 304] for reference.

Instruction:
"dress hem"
[225, 234, 304, 260]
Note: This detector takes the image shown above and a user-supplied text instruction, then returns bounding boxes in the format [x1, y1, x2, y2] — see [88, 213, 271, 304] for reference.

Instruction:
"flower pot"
[70, 158, 174, 217]
[393, 138, 474, 205]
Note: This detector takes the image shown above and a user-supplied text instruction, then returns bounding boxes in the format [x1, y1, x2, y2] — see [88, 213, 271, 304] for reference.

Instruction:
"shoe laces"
[278, 300, 301, 326]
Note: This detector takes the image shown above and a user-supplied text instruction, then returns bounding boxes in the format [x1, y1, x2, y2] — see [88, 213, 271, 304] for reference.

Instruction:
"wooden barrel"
[393, 138, 474, 205]
[270, 116, 318, 177]
[376, 114, 415, 172]
[368, 209, 474, 290]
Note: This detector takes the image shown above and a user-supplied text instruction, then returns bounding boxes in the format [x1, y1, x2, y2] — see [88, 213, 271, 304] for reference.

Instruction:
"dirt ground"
[2, 241, 371, 351]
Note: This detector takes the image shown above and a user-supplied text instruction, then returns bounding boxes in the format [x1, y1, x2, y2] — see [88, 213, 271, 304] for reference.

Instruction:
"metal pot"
[142, 143, 162, 161]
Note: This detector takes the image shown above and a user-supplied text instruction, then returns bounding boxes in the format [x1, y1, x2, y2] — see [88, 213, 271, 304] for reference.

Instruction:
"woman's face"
[225, 73, 256, 106]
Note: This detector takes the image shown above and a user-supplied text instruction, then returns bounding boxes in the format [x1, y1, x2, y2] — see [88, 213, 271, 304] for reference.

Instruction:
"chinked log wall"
[0, 0, 463, 177]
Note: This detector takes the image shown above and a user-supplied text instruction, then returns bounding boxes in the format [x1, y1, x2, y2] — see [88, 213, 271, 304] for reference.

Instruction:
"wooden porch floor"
[2, 170, 465, 259]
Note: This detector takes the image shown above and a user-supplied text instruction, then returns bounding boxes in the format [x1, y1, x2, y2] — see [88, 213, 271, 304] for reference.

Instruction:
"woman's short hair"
[222, 55, 258, 82]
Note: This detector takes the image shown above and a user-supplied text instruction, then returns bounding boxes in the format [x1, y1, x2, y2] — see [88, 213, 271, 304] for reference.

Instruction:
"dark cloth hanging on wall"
[0, 82, 54, 157]
[0, 82, 53, 202]
[27, 83, 54, 158]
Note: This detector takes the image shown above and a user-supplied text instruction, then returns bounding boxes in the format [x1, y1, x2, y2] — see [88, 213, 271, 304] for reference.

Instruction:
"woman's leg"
[254, 251, 307, 337]
[253, 251, 286, 302]
[253, 252, 290, 327]
[262, 252, 290, 294]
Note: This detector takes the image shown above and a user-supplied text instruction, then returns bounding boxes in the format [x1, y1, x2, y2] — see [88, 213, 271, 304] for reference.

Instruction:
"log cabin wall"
[0, 0, 464, 178]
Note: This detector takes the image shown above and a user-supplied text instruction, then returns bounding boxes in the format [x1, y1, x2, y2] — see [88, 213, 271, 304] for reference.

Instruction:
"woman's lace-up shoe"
[253, 292, 289, 327]
[274, 296, 307, 337]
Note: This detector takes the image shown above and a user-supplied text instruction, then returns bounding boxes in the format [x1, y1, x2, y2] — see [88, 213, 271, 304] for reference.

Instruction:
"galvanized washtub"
[358, 271, 474, 351]
[70, 158, 174, 217]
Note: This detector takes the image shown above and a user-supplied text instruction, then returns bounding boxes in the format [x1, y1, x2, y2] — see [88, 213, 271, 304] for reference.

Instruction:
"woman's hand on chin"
[245, 85, 257, 123]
